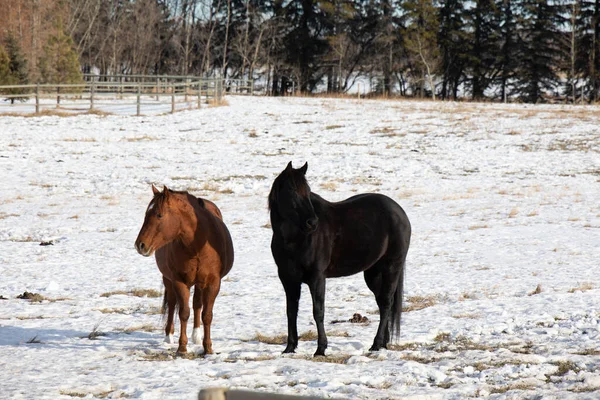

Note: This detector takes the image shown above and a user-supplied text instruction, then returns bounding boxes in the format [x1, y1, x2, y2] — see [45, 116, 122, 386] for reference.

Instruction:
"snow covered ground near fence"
[0, 96, 599, 399]
[0, 96, 202, 116]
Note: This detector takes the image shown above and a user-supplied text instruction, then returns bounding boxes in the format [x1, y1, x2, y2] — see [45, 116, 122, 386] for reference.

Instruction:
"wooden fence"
[0, 75, 254, 115]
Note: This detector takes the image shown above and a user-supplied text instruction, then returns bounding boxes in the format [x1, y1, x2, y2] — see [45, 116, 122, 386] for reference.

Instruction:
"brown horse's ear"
[299, 162, 308, 175]
[163, 186, 170, 198]
[152, 184, 160, 194]
[285, 161, 293, 172]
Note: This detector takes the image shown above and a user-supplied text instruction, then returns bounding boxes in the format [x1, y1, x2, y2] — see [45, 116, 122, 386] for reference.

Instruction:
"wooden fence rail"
[0, 76, 253, 115]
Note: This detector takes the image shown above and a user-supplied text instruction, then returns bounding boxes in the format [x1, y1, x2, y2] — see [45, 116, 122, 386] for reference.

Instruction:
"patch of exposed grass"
[468, 224, 489, 230]
[387, 342, 421, 351]
[224, 354, 278, 363]
[62, 137, 97, 142]
[433, 332, 451, 343]
[324, 124, 344, 130]
[549, 360, 581, 377]
[569, 385, 600, 393]
[320, 182, 338, 191]
[0, 212, 19, 219]
[299, 331, 318, 341]
[451, 313, 481, 319]
[399, 353, 440, 364]
[100, 289, 162, 298]
[403, 295, 438, 312]
[489, 382, 538, 394]
[293, 354, 352, 364]
[528, 284, 543, 296]
[16, 291, 47, 302]
[97, 308, 128, 314]
[116, 324, 157, 334]
[124, 136, 159, 142]
[573, 348, 600, 355]
[137, 351, 173, 362]
[568, 282, 594, 293]
[85, 109, 113, 116]
[85, 324, 107, 340]
[248, 333, 287, 345]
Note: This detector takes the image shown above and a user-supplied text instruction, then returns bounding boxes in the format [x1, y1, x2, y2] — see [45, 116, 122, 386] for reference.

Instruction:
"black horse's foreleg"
[282, 280, 301, 353]
[308, 277, 327, 356]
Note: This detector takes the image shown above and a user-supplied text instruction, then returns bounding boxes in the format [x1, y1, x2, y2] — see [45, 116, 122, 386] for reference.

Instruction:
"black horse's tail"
[389, 260, 405, 341]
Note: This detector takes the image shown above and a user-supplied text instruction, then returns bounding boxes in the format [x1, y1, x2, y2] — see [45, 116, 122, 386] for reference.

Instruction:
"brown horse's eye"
[156, 213, 162, 219]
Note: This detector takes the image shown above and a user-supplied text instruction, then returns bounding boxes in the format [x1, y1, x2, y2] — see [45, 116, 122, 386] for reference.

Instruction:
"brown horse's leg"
[192, 285, 203, 345]
[172, 281, 191, 354]
[201, 278, 221, 355]
[163, 277, 177, 343]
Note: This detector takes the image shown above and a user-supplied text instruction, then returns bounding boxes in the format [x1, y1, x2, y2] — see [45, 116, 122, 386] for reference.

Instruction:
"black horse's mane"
[268, 169, 311, 211]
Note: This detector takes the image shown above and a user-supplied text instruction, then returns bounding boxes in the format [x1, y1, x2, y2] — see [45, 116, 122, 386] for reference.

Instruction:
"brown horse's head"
[134, 185, 182, 257]
[268, 161, 319, 234]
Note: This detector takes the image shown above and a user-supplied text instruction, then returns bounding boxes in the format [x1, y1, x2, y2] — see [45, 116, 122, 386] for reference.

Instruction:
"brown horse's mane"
[153, 189, 207, 211]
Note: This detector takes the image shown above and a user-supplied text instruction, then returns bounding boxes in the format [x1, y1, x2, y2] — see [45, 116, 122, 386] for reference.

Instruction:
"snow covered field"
[0, 96, 599, 399]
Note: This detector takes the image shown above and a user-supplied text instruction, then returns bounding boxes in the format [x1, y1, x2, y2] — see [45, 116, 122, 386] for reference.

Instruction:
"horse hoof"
[369, 345, 382, 352]
[164, 334, 174, 344]
[282, 347, 296, 354]
[192, 328, 202, 345]
[176, 347, 187, 354]
[314, 349, 326, 357]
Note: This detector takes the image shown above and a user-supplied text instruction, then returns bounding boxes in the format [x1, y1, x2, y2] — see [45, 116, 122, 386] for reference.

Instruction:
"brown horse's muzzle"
[134, 238, 153, 257]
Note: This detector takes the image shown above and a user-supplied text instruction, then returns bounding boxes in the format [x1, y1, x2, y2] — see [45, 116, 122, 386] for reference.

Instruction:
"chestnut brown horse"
[269, 162, 411, 356]
[134, 185, 234, 354]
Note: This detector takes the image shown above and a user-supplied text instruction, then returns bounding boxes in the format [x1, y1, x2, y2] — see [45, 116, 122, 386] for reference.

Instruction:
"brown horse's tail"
[389, 259, 405, 341]
[160, 287, 178, 321]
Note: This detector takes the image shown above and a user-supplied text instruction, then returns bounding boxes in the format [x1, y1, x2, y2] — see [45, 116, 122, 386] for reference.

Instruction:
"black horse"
[269, 161, 411, 356]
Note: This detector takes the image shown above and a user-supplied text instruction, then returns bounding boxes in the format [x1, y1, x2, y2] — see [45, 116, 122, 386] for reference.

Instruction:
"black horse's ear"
[299, 162, 308, 175]
[152, 184, 160, 194]
[285, 161, 293, 172]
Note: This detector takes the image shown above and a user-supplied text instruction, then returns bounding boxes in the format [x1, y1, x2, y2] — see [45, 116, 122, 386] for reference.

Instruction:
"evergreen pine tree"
[39, 22, 83, 85]
[496, 0, 519, 102]
[0, 46, 10, 85]
[404, 0, 440, 99]
[466, 0, 502, 100]
[580, 0, 600, 101]
[4, 32, 30, 103]
[438, 0, 468, 100]
[513, 0, 564, 103]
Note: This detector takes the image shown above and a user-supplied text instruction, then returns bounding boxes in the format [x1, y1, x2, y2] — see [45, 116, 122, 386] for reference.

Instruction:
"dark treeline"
[1, 0, 600, 103]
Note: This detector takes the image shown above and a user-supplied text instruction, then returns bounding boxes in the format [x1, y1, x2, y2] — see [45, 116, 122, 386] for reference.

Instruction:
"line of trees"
[1, 0, 599, 103]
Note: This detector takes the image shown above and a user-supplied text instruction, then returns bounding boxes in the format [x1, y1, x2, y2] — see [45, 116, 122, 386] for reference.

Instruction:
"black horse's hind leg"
[282, 279, 301, 353]
[308, 276, 327, 356]
[364, 261, 401, 351]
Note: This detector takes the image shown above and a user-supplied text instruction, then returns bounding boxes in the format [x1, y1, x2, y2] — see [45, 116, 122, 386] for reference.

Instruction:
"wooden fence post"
[197, 82, 201, 109]
[185, 78, 189, 102]
[171, 84, 175, 113]
[90, 81, 95, 110]
[57, 86, 61, 108]
[35, 84, 40, 114]
[119, 76, 123, 100]
[137, 83, 141, 116]
[250, 80, 254, 95]
[156, 77, 160, 101]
